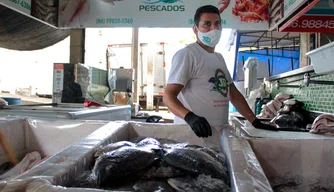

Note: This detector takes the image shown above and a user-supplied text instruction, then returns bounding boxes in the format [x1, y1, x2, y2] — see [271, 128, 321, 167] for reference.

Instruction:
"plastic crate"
[306, 41, 334, 74]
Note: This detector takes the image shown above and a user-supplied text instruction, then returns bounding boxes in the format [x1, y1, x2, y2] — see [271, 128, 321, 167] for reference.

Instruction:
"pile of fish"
[270, 98, 311, 129]
[310, 114, 334, 134]
[258, 93, 293, 119]
[71, 137, 230, 191]
[258, 93, 311, 130]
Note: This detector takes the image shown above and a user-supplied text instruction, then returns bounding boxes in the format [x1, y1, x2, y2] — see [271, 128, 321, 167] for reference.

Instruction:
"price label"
[283, 15, 334, 32]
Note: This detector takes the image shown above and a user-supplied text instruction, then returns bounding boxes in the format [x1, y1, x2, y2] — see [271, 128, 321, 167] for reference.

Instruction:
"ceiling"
[238, 31, 300, 49]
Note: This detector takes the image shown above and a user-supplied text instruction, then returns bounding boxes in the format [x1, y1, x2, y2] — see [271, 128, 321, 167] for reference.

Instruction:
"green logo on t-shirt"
[215, 69, 228, 97]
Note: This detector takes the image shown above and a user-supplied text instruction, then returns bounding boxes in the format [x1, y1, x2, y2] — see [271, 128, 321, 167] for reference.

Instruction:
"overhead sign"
[269, 0, 307, 30]
[58, 0, 269, 30]
[0, 0, 31, 15]
[283, 0, 307, 18]
[0, 0, 58, 27]
[281, 0, 334, 32]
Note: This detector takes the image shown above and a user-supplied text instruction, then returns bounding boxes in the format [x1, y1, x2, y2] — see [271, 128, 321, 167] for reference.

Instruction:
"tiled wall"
[271, 72, 334, 114]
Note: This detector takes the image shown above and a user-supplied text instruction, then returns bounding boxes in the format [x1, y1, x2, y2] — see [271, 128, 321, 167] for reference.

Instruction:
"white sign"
[58, 0, 269, 30]
[0, 0, 31, 15]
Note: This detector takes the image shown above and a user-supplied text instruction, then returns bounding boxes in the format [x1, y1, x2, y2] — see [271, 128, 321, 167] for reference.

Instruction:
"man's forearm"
[232, 98, 256, 123]
[163, 94, 190, 119]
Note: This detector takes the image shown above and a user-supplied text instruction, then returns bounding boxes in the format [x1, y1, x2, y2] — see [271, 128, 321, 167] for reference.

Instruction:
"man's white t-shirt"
[167, 42, 233, 127]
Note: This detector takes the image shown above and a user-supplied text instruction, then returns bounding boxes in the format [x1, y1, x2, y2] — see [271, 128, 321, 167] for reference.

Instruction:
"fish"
[94, 141, 136, 158]
[162, 142, 189, 149]
[133, 180, 174, 192]
[184, 145, 227, 167]
[138, 161, 185, 179]
[184, 144, 203, 149]
[197, 147, 227, 167]
[92, 146, 157, 186]
[155, 138, 179, 145]
[71, 171, 98, 188]
[290, 111, 305, 123]
[168, 174, 230, 192]
[277, 105, 291, 115]
[161, 148, 229, 182]
[271, 114, 303, 127]
[136, 137, 161, 147]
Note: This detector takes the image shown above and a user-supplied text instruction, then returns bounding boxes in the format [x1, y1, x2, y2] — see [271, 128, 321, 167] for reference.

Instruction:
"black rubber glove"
[184, 112, 212, 138]
[252, 118, 278, 131]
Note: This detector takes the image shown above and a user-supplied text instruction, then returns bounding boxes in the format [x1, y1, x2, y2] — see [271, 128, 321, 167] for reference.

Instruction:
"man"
[163, 5, 276, 138]
[61, 70, 85, 103]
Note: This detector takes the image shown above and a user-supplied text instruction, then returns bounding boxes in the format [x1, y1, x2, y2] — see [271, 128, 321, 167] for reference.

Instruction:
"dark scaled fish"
[277, 105, 291, 116]
[92, 146, 157, 186]
[138, 161, 185, 179]
[185, 145, 227, 167]
[71, 171, 98, 188]
[290, 111, 305, 123]
[167, 174, 230, 192]
[94, 141, 136, 158]
[162, 142, 189, 149]
[155, 138, 179, 145]
[197, 147, 227, 167]
[184, 144, 204, 149]
[136, 137, 161, 147]
[133, 180, 174, 192]
[161, 148, 229, 182]
[271, 114, 303, 127]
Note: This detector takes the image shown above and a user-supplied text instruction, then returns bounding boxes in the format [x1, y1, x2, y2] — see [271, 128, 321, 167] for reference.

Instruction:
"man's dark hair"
[194, 5, 221, 27]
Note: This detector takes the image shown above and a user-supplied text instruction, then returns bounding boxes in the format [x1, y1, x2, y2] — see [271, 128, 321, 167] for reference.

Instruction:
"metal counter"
[229, 113, 334, 139]
[0, 104, 131, 121]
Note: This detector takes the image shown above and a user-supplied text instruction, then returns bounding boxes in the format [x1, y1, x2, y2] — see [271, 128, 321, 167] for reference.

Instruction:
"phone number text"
[291, 19, 334, 29]
[96, 18, 133, 25]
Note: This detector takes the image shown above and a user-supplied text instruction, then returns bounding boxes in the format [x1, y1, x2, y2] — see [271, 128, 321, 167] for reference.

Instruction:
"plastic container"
[306, 41, 334, 74]
[1, 97, 21, 105]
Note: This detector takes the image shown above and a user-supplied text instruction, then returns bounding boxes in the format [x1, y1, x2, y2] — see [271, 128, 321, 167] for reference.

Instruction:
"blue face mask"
[198, 29, 222, 48]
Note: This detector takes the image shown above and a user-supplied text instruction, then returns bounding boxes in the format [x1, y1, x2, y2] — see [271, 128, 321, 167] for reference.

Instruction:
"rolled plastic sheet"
[221, 128, 273, 192]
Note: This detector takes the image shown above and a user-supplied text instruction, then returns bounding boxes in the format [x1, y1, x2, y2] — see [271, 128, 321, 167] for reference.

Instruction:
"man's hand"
[184, 112, 212, 137]
[252, 118, 278, 131]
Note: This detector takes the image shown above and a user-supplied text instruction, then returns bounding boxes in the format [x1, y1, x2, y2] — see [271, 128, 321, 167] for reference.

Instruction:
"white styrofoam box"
[7, 122, 273, 192]
[306, 41, 334, 74]
[0, 119, 26, 164]
[0, 118, 108, 166]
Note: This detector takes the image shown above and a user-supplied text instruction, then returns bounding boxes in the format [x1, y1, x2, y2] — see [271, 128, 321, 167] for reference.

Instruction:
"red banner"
[281, 15, 334, 32]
